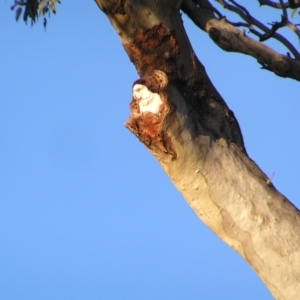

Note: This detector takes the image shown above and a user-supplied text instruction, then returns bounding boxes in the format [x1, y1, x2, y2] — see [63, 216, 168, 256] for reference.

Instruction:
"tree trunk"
[95, 0, 300, 298]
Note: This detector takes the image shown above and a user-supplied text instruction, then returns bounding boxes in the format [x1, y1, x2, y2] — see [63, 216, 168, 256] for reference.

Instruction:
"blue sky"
[1, 1, 299, 299]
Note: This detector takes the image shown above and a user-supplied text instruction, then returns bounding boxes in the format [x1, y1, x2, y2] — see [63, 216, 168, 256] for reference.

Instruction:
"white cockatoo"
[132, 84, 162, 115]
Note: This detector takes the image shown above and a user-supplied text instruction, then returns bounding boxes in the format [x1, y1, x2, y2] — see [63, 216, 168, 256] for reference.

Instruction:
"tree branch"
[258, 0, 290, 8]
[259, 0, 300, 41]
[259, 15, 287, 41]
[181, 0, 300, 81]
[259, 0, 300, 9]
[279, 0, 288, 18]
[96, 1, 300, 299]
[216, 0, 300, 59]
[287, 0, 300, 7]
[95, 0, 300, 298]
[286, 20, 300, 37]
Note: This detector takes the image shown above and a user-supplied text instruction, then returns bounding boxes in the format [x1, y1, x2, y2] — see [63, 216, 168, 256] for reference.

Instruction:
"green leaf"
[15, 6, 22, 21]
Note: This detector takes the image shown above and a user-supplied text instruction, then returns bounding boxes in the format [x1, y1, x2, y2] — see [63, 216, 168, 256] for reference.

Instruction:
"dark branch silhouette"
[181, 0, 300, 81]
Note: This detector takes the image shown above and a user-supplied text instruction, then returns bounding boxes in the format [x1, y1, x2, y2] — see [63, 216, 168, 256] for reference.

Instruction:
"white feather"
[133, 84, 162, 115]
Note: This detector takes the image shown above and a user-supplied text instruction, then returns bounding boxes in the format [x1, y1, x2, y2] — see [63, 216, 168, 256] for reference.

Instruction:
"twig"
[260, 15, 287, 41]
[279, 0, 288, 18]
[229, 0, 251, 18]
[286, 20, 300, 38]
[258, 0, 289, 8]
[216, 0, 300, 58]
[181, 0, 300, 81]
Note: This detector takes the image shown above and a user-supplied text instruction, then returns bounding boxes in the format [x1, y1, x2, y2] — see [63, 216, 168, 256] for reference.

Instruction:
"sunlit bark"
[95, 0, 300, 298]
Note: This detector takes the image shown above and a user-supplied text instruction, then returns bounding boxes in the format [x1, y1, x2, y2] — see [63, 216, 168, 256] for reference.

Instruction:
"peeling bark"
[95, 0, 300, 298]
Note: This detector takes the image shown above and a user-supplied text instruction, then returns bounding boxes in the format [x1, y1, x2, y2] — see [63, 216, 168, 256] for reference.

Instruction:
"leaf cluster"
[10, 0, 60, 29]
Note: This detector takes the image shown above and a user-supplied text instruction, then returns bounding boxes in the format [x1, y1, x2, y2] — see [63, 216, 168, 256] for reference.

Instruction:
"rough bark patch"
[125, 91, 177, 161]
[111, 0, 126, 14]
[123, 24, 179, 78]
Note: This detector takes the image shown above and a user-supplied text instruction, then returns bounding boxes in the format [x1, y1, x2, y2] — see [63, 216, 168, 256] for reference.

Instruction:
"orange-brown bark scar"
[123, 24, 179, 78]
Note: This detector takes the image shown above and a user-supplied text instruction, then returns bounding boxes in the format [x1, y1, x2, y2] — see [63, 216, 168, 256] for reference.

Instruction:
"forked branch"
[259, 0, 300, 8]
[215, 0, 300, 57]
[181, 0, 300, 81]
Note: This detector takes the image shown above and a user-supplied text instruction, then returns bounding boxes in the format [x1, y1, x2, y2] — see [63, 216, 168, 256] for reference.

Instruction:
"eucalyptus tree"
[10, 1, 300, 298]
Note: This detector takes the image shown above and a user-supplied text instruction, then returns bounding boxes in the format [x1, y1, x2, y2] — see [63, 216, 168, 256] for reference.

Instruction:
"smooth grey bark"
[95, 0, 300, 298]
